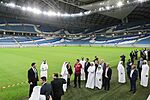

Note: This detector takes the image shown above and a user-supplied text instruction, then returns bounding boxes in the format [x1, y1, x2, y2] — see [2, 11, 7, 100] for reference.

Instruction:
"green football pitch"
[0, 46, 149, 100]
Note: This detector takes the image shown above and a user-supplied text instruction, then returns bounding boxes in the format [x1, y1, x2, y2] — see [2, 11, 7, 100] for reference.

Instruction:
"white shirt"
[130, 69, 134, 78]
[105, 67, 109, 78]
[32, 67, 37, 78]
[42, 82, 46, 86]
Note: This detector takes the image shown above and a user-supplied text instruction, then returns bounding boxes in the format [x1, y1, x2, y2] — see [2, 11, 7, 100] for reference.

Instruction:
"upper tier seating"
[0, 25, 36, 33]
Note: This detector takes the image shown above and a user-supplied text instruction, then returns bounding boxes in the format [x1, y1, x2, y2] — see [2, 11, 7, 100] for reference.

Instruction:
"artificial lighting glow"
[63, 13, 70, 17]
[99, 7, 105, 11]
[117, 1, 124, 7]
[42, 11, 48, 15]
[70, 14, 74, 17]
[75, 12, 83, 16]
[138, 31, 142, 34]
[127, 0, 130, 4]
[99, 7, 102, 11]
[26, 7, 33, 12]
[32, 8, 42, 14]
[21, 7, 26, 11]
[57, 12, 61, 16]
[47, 11, 57, 16]
[106, 6, 110, 10]
[84, 10, 91, 15]
[6, 2, 16, 8]
[137, 0, 145, 3]
[2, 0, 149, 18]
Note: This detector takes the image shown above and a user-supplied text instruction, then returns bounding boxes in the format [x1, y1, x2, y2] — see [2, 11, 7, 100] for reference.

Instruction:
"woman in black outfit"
[66, 62, 73, 86]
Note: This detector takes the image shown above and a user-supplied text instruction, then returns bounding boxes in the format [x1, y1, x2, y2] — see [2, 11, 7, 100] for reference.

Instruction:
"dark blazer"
[137, 60, 143, 69]
[137, 60, 140, 69]
[67, 65, 73, 76]
[28, 68, 39, 83]
[126, 61, 131, 72]
[51, 78, 66, 98]
[101, 62, 106, 71]
[120, 55, 126, 61]
[105, 68, 112, 80]
[84, 62, 90, 73]
[130, 52, 133, 58]
[130, 69, 138, 81]
[40, 83, 53, 100]
[148, 50, 150, 61]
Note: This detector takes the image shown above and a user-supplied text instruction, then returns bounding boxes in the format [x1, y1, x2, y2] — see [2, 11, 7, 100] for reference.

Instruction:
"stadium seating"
[136, 37, 150, 44]
[0, 17, 150, 47]
[0, 37, 17, 46]
[0, 25, 36, 33]
[0, 33, 149, 47]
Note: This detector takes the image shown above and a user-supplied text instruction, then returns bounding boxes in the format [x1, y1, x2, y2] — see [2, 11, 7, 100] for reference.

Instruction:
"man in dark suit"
[130, 51, 134, 64]
[40, 77, 53, 100]
[120, 54, 126, 66]
[137, 58, 143, 79]
[126, 59, 132, 79]
[100, 59, 106, 88]
[94, 56, 99, 62]
[84, 58, 90, 84]
[51, 73, 66, 100]
[148, 49, 150, 61]
[28, 62, 39, 97]
[134, 49, 138, 60]
[129, 64, 138, 94]
[104, 64, 112, 91]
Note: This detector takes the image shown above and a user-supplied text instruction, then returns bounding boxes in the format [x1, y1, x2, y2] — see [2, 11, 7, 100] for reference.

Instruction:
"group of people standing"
[28, 60, 67, 100]
[117, 48, 150, 94]
[130, 48, 150, 64]
[27, 48, 149, 100]
[61, 56, 112, 91]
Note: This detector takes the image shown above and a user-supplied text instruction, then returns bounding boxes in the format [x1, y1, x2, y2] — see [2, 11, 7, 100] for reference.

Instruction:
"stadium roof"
[0, 0, 150, 29]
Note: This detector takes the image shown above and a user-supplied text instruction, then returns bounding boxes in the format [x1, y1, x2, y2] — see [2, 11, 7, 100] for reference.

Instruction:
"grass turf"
[0, 46, 149, 100]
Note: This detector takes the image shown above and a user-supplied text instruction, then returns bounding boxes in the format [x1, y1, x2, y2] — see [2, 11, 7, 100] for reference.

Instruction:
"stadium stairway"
[12, 36, 20, 46]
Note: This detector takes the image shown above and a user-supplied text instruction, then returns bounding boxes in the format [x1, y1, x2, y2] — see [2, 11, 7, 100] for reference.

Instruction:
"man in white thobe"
[80, 57, 86, 80]
[86, 62, 95, 89]
[61, 62, 68, 92]
[95, 65, 103, 89]
[140, 60, 149, 87]
[117, 61, 126, 83]
[40, 60, 48, 79]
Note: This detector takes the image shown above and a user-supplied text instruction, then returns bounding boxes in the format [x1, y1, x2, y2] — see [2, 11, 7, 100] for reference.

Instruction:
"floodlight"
[42, 11, 48, 15]
[21, 7, 26, 11]
[79, 12, 83, 16]
[57, 12, 61, 16]
[137, 0, 145, 3]
[63, 13, 70, 17]
[86, 10, 91, 14]
[117, 1, 123, 7]
[26, 7, 32, 12]
[7, 2, 16, 8]
[71, 14, 75, 17]
[106, 6, 110, 10]
[32, 8, 42, 14]
[47, 11, 55, 16]
[127, 0, 130, 4]
[99, 8, 102, 11]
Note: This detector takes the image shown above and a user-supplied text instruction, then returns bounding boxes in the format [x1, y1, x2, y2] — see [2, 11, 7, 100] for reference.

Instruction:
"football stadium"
[0, 0, 150, 100]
